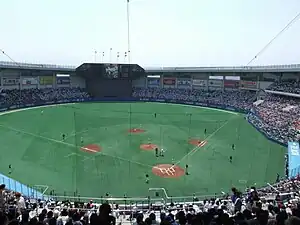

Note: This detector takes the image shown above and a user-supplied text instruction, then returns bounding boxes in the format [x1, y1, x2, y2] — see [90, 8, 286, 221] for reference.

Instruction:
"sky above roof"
[0, 0, 300, 68]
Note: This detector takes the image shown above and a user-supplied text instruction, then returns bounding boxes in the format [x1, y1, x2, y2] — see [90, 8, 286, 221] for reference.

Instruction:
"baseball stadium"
[1, 1, 300, 224]
[0, 61, 297, 204]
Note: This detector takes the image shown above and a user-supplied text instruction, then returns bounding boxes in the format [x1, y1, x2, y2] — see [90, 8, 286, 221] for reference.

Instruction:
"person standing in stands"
[231, 187, 242, 213]
[15, 192, 26, 215]
[0, 184, 6, 212]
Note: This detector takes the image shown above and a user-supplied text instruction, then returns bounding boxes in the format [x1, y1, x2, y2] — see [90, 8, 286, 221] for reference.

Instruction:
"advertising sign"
[177, 78, 191, 88]
[208, 80, 223, 87]
[240, 81, 258, 89]
[22, 77, 38, 85]
[57, 77, 71, 84]
[192, 79, 207, 86]
[224, 80, 239, 88]
[288, 142, 300, 178]
[147, 78, 160, 87]
[2, 77, 20, 86]
[163, 78, 176, 85]
[40, 76, 54, 85]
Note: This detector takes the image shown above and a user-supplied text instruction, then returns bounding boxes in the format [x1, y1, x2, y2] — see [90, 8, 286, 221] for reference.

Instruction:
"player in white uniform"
[160, 148, 165, 157]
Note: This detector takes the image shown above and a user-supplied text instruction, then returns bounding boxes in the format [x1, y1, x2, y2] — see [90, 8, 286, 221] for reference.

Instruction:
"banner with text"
[39, 76, 54, 85]
[22, 77, 38, 86]
[57, 77, 71, 85]
[2, 77, 20, 86]
[177, 78, 191, 88]
[163, 78, 176, 86]
[208, 80, 223, 87]
[288, 142, 300, 178]
[224, 80, 240, 88]
[192, 79, 207, 87]
[240, 81, 258, 89]
[147, 78, 160, 87]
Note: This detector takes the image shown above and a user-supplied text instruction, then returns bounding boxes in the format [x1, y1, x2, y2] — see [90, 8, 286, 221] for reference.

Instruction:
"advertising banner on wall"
[177, 78, 191, 88]
[57, 77, 71, 84]
[240, 81, 258, 89]
[288, 142, 300, 178]
[147, 78, 160, 87]
[192, 79, 207, 86]
[2, 77, 20, 86]
[39, 76, 54, 85]
[224, 80, 239, 88]
[208, 80, 223, 87]
[22, 77, 38, 85]
[163, 78, 176, 85]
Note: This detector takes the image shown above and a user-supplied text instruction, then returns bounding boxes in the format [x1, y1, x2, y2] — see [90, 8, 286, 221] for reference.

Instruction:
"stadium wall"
[0, 173, 44, 199]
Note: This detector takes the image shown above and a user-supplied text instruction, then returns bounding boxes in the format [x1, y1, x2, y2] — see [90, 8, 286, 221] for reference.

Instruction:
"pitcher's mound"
[188, 139, 207, 147]
[128, 128, 145, 133]
[152, 164, 185, 178]
[140, 144, 158, 151]
[81, 144, 101, 153]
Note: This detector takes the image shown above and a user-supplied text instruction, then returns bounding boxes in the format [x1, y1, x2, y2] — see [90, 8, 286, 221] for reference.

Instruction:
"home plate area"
[152, 164, 185, 178]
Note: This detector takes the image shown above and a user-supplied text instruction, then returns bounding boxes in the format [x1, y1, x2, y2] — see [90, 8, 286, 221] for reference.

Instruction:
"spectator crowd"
[267, 81, 300, 95]
[132, 88, 256, 111]
[0, 88, 90, 107]
[1, 178, 300, 225]
[249, 95, 300, 144]
[133, 87, 300, 144]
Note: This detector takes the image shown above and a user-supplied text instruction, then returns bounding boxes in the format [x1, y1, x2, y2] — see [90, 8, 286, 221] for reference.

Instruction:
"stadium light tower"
[127, 0, 131, 64]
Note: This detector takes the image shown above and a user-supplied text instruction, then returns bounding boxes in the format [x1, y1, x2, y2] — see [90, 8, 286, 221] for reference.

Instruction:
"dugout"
[76, 63, 145, 98]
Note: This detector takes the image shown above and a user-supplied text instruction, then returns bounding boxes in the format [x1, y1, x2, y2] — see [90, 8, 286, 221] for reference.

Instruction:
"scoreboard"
[75, 63, 145, 98]
[76, 63, 145, 80]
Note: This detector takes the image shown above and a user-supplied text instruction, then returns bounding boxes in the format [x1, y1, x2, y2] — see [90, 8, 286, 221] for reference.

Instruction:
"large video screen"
[104, 64, 119, 79]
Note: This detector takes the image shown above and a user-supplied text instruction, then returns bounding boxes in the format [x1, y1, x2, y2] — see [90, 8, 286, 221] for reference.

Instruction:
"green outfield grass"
[0, 102, 286, 199]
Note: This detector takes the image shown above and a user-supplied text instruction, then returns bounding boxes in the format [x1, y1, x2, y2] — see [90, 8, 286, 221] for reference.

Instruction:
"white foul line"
[0, 124, 153, 169]
[172, 116, 236, 168]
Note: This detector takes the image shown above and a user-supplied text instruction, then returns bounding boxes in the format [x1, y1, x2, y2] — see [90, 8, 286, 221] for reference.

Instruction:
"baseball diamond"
[0, 102, 285, 197]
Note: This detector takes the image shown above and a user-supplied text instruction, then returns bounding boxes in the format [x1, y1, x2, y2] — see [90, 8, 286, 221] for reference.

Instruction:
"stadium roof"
[0, 61, 76, 71]
[1, 61, 300, 73]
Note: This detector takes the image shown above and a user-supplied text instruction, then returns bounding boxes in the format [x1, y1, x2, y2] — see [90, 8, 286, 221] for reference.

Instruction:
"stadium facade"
[0, 61, 299, 94]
